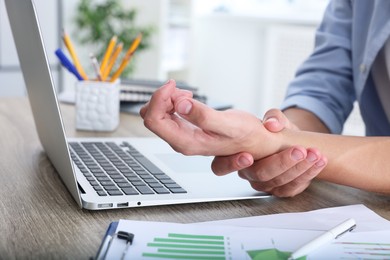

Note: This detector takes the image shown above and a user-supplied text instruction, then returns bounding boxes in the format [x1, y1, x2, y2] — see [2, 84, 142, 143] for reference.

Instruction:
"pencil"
[90, 53, 102, 81]
[62, 30, 88, 80]
[100, 35, 117, 75]
[110, 33, 142, 83]
[101, 42, 123, 81]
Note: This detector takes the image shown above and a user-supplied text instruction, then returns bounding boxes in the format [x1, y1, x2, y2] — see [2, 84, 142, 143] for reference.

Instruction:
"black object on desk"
[119, 78, 232, 114]
[119, 78, 207, 103]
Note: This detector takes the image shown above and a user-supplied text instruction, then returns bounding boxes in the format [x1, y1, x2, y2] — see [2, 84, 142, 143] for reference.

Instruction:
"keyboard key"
[160, 179, 176, 185]
[153, 187, 170, 194]
[118, 183, 132, 188]
[107, 190, 123, 196]
[135, 185, 154, 194]
[131, 181, 145, 186]
[100, 181, 114, 186]
[126, 176, 141, 182]
[154, 174, 171, 180]
[96, 176, 111, 182]
[93, 185, 104, 191]
[148, 182, 164, 189]
[114, 179, 128, 183]
[104, 185, 119, 191]
[122, 187, 139, 195]
[89, 180, 99, 186]
[169, 188, 187, 194]
[164, 183, 182, 189]
[97, 191, 107, 196]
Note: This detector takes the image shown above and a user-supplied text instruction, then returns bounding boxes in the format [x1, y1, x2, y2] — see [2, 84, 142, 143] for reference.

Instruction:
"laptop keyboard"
[69, 141, 187, 196]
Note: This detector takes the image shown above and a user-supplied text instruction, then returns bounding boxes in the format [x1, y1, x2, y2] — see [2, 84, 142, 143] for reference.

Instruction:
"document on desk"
[201, 204, 390, 232]
[101, 219, 390, 260]
[97, 205, 390, 259]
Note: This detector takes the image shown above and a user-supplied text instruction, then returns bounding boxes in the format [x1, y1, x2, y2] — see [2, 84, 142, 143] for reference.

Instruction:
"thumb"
[211, 152, 254, 176]
[174, 97, 228, 133]
[263, 108, 292, 132]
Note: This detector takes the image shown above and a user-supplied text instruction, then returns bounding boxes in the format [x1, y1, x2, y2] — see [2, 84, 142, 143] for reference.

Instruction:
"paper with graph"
[103, 219, 390, 260]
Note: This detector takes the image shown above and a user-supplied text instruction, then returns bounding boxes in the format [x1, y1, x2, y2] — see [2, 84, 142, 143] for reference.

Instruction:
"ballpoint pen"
[55, 48, 83, 81]
[95, 222, 118, 260]
[62, 30, 88, 80]
[289, 218, 357, 259]
[90, 53, 102, 81]
[110, 33, 142, 83]
[100, 35, 117, 75]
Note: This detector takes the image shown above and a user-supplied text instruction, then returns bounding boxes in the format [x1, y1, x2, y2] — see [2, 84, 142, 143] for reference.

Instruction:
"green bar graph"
[142, 232, 228, 259]
[168, 234, 224, 240]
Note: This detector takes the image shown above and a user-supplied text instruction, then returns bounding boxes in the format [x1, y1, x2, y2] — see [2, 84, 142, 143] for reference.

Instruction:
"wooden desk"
[1, 97, 389, 259]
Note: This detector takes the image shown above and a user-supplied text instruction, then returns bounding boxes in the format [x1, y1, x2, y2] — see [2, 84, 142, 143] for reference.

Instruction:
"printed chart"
[142, 233, 230, 259]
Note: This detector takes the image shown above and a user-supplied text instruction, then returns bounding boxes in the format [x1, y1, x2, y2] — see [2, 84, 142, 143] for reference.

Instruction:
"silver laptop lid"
[5, 0, 82, 207]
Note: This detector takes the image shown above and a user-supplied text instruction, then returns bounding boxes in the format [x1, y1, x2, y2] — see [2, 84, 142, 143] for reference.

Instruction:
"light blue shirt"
[281, 0, 390, 136]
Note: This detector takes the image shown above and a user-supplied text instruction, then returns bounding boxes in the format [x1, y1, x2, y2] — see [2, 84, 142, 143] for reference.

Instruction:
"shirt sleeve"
[280, 0, 355, 134]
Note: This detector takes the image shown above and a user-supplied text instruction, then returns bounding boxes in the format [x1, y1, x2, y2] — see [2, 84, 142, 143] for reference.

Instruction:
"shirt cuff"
[280, 96, 343, 134]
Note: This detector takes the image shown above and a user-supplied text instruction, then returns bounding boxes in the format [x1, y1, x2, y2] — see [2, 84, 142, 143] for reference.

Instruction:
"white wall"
[189, 14, 320, 116]
[0, 0, 61, 95]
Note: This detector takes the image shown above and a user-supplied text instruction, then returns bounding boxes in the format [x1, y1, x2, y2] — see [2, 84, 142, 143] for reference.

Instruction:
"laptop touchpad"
[156, 154, 213, 173]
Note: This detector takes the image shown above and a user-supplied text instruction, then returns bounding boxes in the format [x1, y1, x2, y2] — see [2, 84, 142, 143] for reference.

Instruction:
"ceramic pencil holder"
[75, 80, 120, 132]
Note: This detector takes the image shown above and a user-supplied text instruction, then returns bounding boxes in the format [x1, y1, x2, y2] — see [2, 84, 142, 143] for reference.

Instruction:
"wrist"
[251, 125, 287, 160]
[284, 107, 330, 133]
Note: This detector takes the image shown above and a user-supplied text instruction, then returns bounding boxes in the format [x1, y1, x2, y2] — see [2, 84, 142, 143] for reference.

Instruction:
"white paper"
[200, 204, 390, 232]
[103, 219, 390, 260]
[101, 205, 390, 259]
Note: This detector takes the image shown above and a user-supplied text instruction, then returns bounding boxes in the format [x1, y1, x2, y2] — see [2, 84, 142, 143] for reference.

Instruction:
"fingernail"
[177, 99, 192, 114]
[238, 156, 251, 167]
[291, 148, 304, 161]
[164, 79, 172, 85]
[306, 151, 318, 162]
[315, 159, 325, 167]
[264, 117, 278, 124]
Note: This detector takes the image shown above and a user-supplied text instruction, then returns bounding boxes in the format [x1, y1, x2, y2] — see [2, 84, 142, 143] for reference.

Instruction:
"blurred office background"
[0, 0, 364, 135]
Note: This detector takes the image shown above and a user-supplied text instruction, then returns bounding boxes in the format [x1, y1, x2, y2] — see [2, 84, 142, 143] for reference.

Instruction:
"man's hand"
[140, 80, 283, 159]
[211, 109, 328, 197]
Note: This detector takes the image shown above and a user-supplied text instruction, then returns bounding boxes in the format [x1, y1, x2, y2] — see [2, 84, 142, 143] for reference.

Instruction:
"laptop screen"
[5, 0, 82, 207]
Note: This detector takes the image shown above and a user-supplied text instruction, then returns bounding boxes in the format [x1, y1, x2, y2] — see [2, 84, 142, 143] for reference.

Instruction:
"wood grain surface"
[0, 97, 389, 259]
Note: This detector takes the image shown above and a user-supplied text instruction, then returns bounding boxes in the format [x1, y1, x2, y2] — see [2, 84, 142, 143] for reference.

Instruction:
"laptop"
[5, 0, 268, 210]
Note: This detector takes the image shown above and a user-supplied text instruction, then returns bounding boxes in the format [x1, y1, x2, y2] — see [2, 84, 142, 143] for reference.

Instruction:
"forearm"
[280, 129, 390, 194]
[283, 107, 331, 133]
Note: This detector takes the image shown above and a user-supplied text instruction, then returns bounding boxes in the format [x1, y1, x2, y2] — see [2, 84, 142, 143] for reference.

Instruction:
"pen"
[100, 35, 117, 75]
[102, 42, 123, 81]
[90, 53, 102, 81]
[55, 48, 83, 81]
[110, 33, 142, 83]
[62, 30, 88, 80]
[95, 222, 118, 260]
[96, 234, 112, 260]
[289, 218, 356, 259]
